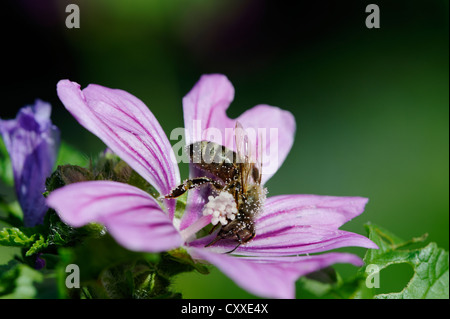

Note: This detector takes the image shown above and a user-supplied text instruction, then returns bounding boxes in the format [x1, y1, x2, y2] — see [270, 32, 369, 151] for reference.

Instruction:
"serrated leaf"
[362, 223, 449, 299]
[0, 227, 36, 247]
[42, 209, 104, 248]
[25, 234, 48, 257]
[100, 263, 134, 298]
[297, 224, 449, 299]
[374, 243, 449, 299]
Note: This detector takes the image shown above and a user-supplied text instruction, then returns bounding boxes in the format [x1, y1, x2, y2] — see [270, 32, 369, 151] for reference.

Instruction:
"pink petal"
[241, 195, 377, 255]
[257, 194, 370, 230]
[236, 229, 377, 256]
[46, 181, 183, 252]
[56, 80, 179, 218]
[182, 74, 235, 147]
[189, 247, 363, 299]
[189, 194, 377, 256]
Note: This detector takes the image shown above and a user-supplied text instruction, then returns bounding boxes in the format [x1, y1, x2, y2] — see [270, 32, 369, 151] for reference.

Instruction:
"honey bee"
[166, 122, 265, 253]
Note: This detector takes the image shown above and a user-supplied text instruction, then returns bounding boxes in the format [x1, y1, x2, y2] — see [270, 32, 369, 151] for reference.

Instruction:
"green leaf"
[44, 210, 90, 247]
[0, 227, 36, 247]
[0, 209, 101, 257]
[295, 224, 449, 299]
[25, 234, 48, 257]
[373, 242, 449, 299]
[360, 223, 449, 299]
[100, 262, 135, 298]
[0, 226, 52, 262]
[165, 247, 209, 275]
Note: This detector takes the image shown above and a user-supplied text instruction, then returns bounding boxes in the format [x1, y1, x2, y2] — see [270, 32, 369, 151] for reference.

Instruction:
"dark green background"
[0, 0, 448, 298]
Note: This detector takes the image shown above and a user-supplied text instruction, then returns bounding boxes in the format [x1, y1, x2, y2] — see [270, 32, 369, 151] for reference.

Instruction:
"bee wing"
[235, 121, 259, 191]
[253, 129, 263, 185]
[235, 121, 248, 164]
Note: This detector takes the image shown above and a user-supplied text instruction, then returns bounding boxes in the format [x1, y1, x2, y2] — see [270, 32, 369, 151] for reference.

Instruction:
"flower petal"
[235, 229, 377, 257]
[56, 80, 179, 218]
[0, 100, 60, 226]
[243, 195, 376, 255]
[189, 194, 377, 256]
[257, 194, 371, 230]
[182, 74, 235, 147]
[189, 247, 363, 299]
[46, 181, 183, 252]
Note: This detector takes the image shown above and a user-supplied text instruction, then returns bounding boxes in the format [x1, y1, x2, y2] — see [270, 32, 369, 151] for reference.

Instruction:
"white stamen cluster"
[202, 192, 238, 226]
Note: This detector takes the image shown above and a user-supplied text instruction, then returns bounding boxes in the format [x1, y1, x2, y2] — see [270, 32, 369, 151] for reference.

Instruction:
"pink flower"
[46, 74, 377, 299]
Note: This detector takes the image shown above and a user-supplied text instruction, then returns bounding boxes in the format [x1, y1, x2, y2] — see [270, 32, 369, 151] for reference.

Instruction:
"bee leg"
[224, 231, 255, 254]
[165, 177, 223, 198]
[224, 233, 244, 254]
[205, 233, 243, 254]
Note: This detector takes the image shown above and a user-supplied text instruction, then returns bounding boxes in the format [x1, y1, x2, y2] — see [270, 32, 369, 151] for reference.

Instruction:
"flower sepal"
[98, 259, 183, 299]
[165, 247, 210, 275]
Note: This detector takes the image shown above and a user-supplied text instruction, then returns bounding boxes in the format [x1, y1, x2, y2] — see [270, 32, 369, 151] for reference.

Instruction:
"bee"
[166, 122, 265, 253]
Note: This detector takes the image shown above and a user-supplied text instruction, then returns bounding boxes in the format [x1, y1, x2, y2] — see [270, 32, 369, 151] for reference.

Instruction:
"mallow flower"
[47, 74, 377, 298]
[0, 100, 60, 227]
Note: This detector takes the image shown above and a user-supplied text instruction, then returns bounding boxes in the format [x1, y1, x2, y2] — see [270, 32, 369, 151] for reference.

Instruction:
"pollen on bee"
[202, 192, 238, 226]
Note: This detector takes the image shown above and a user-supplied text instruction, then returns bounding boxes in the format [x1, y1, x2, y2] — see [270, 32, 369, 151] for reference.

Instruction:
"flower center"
[202, 192, 238, 225]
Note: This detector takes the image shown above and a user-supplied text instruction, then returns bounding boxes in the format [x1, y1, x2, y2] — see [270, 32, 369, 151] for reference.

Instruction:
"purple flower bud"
[35, 253, 46, 270]
[0, 100, 60, 227]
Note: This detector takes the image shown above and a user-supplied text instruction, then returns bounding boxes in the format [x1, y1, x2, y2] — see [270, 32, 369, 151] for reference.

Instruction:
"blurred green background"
[0, 0, 448, 298]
